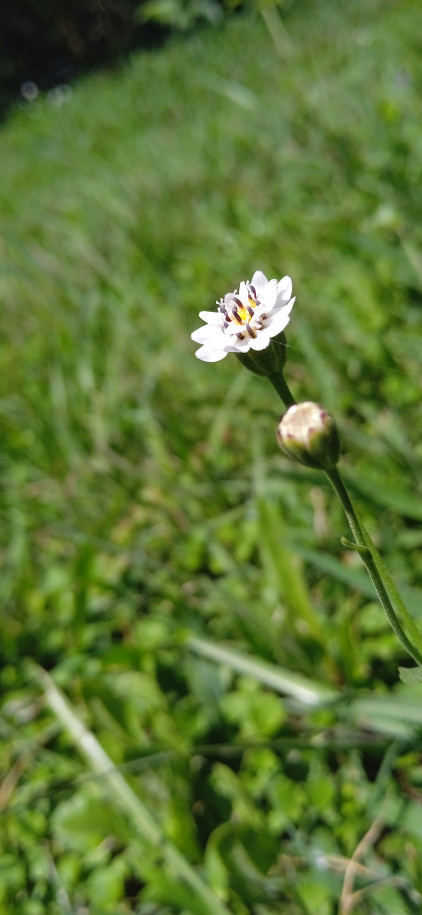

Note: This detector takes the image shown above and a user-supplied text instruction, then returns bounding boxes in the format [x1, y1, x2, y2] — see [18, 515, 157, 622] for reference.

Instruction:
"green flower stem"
[271, 374, 422, 666]
[325, 466, 422, 666]
[268, 372, 296, 407]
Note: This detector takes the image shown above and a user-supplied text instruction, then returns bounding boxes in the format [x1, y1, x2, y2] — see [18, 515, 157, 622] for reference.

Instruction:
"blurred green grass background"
[2, 1, 422, 912]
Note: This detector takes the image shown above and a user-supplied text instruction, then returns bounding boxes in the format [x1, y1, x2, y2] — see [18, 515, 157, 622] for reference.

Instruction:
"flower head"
[191, 270, 295, 363]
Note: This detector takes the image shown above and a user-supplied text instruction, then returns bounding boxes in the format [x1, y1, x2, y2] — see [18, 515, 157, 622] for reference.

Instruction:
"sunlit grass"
[1, 1, 422, 912]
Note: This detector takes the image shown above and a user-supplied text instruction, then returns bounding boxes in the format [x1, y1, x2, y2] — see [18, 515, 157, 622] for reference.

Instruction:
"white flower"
[191, 270, 295, 363]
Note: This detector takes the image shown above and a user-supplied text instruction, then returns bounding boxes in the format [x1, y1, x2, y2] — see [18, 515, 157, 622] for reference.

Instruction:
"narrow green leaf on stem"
[340, 536, 368, 555]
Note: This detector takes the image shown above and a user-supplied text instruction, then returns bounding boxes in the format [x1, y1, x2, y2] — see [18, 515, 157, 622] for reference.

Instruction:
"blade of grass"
[186, 635, 339, 706]
[187, 636, 422, 739]
[343, 467, 422, 523]
[296, 545, 422, 619]
[33, 665, 232, 915]
[350, 693, 422, 738]
[296, 545, 376, 598]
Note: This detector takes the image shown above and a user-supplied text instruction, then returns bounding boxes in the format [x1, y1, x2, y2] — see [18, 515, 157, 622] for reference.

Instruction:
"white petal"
[232, 338, 251, 353]
[231, 336, 251, 352]
[223, 325, 242, 348]
[198, 310, 223, 326]
[276, 276, 292, 304]
[249, 330, 271, 351]
[237, 281, 249, 303]
[195, 345, 228, 362]
[221, 332, 249, 351]
[269, 296, 295, 322]
[260, 278, 278, 312]
[251, 303, 267, 321]
[191, 325, 226, 345]
[281, 296, 295, 317]
[250, 270, 268, 292]
[267, 305, 292, 337]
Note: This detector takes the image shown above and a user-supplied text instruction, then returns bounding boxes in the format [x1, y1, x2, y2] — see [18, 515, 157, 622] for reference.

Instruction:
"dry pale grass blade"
[339, 806, 386, 915]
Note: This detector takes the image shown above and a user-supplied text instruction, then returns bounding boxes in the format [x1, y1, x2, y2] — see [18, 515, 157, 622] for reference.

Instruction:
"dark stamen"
[232, 296, 243, 308]
[247, 305, 254, 318]
[232, 309, 243, 325]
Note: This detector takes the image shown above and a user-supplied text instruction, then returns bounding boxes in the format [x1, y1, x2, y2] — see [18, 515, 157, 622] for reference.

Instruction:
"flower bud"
[277, 402, 340, 471]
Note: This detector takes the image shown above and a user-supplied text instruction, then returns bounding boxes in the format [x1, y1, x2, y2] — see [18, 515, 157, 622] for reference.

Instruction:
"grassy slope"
[1, 1, 422, 912]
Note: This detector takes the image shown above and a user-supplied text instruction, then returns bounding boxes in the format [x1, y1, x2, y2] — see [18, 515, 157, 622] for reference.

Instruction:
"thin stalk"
[326, 467, 422, 666]
[268, 372, 296, 407]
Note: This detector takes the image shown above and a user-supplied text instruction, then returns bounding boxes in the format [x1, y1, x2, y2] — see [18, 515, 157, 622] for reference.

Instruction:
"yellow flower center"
[235, 302, 251, 324]
[229, 295, 257, 327]
[218, 286, 262, 339]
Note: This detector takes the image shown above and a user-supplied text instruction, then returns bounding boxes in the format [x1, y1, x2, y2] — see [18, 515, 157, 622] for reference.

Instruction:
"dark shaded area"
[0, 0, 166, 115]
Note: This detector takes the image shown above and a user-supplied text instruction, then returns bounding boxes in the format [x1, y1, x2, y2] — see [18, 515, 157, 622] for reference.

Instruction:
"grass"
[1, 0, 422, 911]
